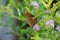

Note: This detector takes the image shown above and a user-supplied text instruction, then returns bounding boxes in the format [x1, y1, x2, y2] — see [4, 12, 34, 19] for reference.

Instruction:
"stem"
[7, 13, 23, 21]
[54, 31, 56, 40]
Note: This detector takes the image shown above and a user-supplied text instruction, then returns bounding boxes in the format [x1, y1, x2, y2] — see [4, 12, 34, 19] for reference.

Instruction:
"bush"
[0, 0, 60, 40]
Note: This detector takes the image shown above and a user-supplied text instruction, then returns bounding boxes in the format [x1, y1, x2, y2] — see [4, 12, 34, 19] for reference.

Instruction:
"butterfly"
[24, 12, 37, 27]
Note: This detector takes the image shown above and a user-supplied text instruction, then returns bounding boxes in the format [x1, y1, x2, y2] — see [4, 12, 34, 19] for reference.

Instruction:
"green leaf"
[0, 5, 6, 13]
[50, 1, 60, 15]
[9, 0, 16, 7]
[47, 0, 53, 8]
[41, 0, 48, 9]
[6, 4, 14, 14]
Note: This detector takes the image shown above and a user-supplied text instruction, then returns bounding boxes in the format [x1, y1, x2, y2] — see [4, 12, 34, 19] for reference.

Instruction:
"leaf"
[0, 5, 6, 13]
[41, 0, 48, 9]
[47, 0, 53, 8]
[50, 1, 60, 14]
[55, 16, 60, 24]
[9, 0, 16, 7]
[25, 6, 30, 13]
[56, 11, 60, 18]
[17, 8, 21, 17]
[20, 27, 32, 33]
[6, 4, 14, 14]
[33, 10, 44, 19]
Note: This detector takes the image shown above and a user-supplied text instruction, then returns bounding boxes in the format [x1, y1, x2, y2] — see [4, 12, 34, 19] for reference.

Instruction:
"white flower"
[46, 19, 54, 28]
[31, 1, 39, 8]
[33, 24, 40, 31]
[56, 26, 60, 32]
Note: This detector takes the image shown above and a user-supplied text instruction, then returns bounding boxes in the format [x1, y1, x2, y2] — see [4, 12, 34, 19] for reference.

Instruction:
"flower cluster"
[46, 19, 54, 28]
[33, 24, 40, 31]
[56, 26, 60, 32]
[31, 1, 39, 8]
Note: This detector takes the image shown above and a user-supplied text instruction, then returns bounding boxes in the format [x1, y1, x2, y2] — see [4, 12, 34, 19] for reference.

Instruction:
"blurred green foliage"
[0, 0, 60, 40]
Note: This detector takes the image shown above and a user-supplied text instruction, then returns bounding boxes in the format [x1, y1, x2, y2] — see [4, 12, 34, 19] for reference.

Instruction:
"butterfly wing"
[24, 12, 37, 26]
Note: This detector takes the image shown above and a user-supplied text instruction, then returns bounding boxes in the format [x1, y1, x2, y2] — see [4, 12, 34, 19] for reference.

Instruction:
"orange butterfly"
[24, 12, 37, 27]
